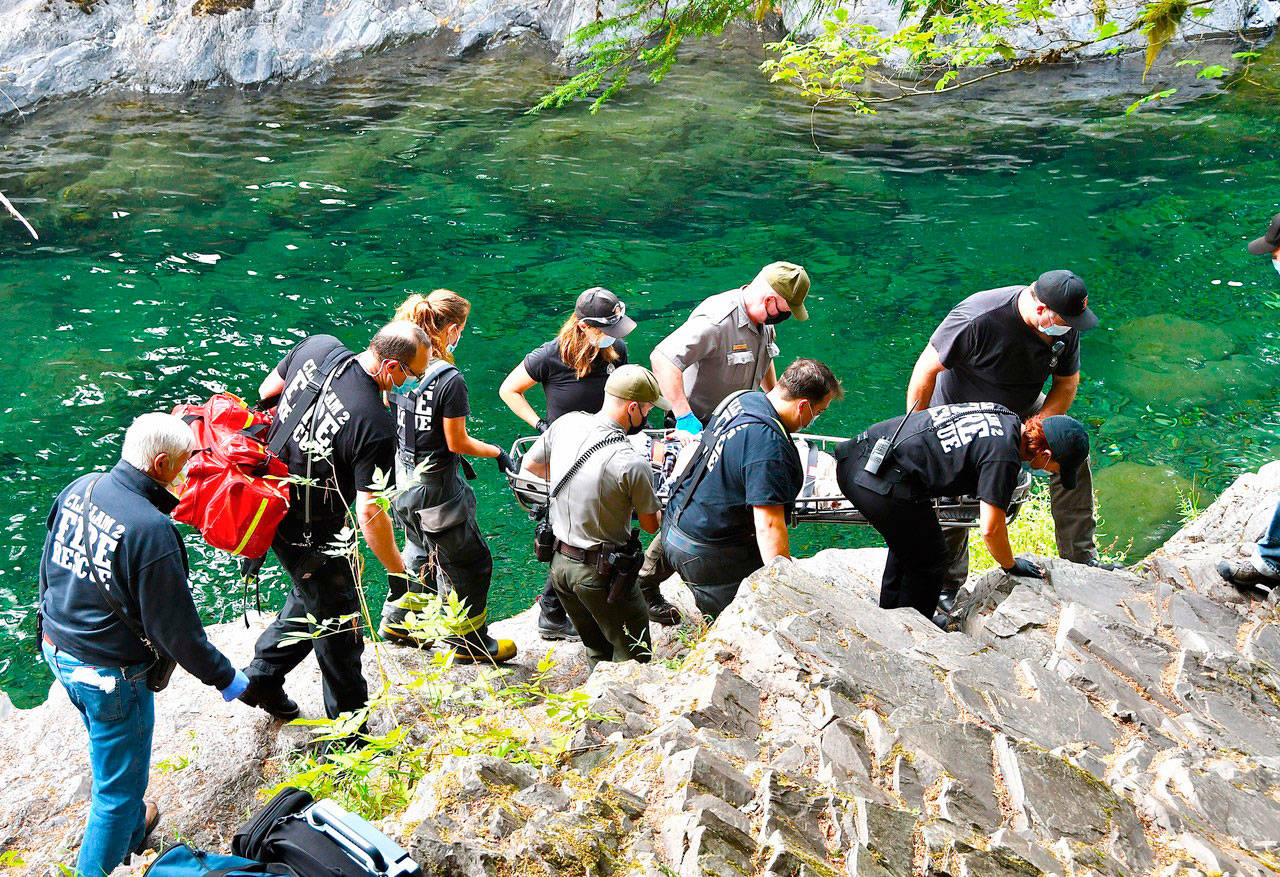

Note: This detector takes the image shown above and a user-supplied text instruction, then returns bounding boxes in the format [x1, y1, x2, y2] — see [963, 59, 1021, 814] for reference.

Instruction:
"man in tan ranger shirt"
[652, 261, 810, 436]
[638, 262, 811, 621]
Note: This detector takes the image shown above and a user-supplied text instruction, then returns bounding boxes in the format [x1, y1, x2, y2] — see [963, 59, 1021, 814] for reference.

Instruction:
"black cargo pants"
[247, 535, 368, 720]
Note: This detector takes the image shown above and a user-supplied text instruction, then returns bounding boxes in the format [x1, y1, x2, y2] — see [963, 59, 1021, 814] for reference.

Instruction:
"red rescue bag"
[171, 393, 290, 559]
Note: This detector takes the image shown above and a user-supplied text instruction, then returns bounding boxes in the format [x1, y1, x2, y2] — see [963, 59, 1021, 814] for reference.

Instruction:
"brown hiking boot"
[1217, 559, 1280, 589]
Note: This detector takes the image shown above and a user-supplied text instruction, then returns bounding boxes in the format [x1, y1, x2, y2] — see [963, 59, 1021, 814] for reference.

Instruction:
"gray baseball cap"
[1247, 213, 1280, 256]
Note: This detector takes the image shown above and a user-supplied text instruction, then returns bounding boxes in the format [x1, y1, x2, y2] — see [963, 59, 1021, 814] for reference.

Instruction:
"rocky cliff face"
[0, 0, 1275, 115]
[3, 463, 1280, 875]
[0, 0, 609, 114]
[780, 0, 1278, 60]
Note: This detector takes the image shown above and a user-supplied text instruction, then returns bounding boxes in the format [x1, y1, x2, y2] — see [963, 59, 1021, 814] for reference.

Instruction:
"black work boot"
[378, 593, 435, 648]
[443, 632, 517, 664]
[238, 676, 300, 721]
[936, 588, 958, 614]
[647, 597, 682, 626]
[537, 608, 580, 642]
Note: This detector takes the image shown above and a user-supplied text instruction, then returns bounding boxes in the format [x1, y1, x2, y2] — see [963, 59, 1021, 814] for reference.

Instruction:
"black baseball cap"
[575, 287, 636, 339]
[1042, 415, 1089, 490]
[1034, 270, 1098, 332]
[1247, 213, 1280, 256]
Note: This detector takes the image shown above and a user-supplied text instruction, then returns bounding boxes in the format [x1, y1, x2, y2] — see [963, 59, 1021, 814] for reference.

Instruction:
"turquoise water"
[3, 41, 1280, 705]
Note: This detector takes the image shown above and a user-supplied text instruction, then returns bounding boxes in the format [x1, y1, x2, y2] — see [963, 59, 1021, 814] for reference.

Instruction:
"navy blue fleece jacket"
[39, 460, 235, 690]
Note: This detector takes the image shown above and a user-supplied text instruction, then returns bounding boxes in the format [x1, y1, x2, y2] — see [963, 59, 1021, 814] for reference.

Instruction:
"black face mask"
[626, 405, 649, 435]
[763, 298, 792, 325]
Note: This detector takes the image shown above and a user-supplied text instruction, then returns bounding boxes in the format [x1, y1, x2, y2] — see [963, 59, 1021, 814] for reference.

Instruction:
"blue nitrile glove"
[675, 412, 703, 436]
[1002, 557, 1046, 579]
[221, 669, 250, 702]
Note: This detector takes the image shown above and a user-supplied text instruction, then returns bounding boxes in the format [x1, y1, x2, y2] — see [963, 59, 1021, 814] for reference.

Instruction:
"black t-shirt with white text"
[839, 403, 1023, 510]
[930, 286, 1080, 418]
[272, 335, 396, 542]
[523, 339, 628, 423]
[390, 366, 471, 469]
[670, 390, 803, 544]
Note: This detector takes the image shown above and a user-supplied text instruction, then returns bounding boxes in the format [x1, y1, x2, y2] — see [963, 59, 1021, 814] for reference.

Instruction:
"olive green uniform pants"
[549, 554, 652, 667]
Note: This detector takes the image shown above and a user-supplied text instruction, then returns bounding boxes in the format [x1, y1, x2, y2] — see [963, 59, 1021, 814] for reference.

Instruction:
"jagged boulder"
[399, 462, 1280, 875]
[6, 460, 1280, 875]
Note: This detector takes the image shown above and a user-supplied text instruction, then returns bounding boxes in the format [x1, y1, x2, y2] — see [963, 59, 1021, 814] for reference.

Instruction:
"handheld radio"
[864, 399, 921, 476]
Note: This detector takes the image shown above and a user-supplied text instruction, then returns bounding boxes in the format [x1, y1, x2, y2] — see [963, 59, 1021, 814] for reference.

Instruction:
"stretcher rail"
[505, 430, 1032, 529]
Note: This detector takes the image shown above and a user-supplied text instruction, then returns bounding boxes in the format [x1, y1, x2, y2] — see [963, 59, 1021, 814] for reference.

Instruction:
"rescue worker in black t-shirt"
[240, 321, 429, 723]
[387, 289, 517, 663]
[498, 288, 679, 637]
[662, 358, 842, 619]
[835, 406, 1090, 624]
[905, 269, 1106, 614]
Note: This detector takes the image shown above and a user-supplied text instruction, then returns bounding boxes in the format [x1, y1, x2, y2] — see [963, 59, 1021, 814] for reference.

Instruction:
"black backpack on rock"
[233, 788, 421, 877]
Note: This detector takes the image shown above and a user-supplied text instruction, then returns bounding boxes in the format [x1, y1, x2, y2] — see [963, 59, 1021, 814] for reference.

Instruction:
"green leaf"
[1196, 64, 1226, 78]
[1173, 58, 1202, 67]
[1096, 20, 1119, 38]
[1124, 87, 1178, 114]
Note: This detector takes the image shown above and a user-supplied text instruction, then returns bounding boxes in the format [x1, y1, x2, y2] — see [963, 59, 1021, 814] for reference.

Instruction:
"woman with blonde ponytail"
[383, 289, 517, 664]
[499, 287, 678, 639]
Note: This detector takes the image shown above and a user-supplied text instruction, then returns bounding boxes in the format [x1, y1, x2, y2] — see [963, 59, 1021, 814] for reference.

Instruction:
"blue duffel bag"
[143, 843, 294, 877]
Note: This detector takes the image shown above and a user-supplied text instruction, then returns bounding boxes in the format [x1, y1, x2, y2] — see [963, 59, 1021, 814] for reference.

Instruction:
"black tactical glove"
[496, 450, 516, 475]
[239, 554, 266, 584]
[387, 571, 415, 601]
[1002, 557, 1046, 579]
[536, 418, 550, 434]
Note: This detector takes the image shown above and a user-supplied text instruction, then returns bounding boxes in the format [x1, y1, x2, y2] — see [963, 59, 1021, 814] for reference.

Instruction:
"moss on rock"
[191, 0, 253, 15]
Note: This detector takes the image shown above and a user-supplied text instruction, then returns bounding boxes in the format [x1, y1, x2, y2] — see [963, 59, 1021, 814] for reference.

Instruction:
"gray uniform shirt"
[653, 289, 779, 424]
[524, 412, 661, 550]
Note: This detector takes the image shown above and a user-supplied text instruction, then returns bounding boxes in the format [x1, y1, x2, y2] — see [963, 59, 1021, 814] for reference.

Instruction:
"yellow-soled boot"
[378, 592, 436, 648]
[443, 633, 517, 664]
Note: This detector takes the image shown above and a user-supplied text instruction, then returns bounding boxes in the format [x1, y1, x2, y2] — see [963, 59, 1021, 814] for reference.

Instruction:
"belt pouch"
[533, 511, 555, 563]
[146, 656, 177, 692]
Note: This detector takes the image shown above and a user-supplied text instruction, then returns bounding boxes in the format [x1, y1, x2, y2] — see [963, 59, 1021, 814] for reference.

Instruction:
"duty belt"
[554, 540, 609, 566]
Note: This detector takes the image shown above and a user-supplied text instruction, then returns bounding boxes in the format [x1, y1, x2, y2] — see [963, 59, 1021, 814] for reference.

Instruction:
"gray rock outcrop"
[398, 465, 1280, 875]
[0, 0, 618, 114]
[780, 0, 1279, 61]
[4, 462, 1280, 875]
[0, 0, 1275, 115]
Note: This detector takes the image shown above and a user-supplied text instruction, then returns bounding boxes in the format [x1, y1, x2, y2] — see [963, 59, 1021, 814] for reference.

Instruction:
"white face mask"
[1039, 311, 1071, 336]
[1273, 258, 1280, 277]
[594, 335, 616, 348]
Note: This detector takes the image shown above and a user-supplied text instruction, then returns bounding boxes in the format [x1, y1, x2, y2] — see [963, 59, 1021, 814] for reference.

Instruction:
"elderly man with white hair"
[37, 412, 248, 875]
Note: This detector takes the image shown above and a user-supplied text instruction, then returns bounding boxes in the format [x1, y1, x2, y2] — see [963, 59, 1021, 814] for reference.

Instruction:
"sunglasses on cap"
[581, 301, 627, 327]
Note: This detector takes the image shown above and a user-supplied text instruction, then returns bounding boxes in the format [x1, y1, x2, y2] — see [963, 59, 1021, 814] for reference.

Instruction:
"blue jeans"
[1254, 497, 1280, 575]
[42, 641, 154, 877]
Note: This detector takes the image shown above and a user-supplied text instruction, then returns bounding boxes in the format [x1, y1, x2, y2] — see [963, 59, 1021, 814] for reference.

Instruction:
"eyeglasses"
[395, 360, 425, 380]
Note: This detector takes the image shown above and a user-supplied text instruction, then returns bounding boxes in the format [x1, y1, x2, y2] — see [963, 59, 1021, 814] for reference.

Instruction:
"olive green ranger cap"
[605, 364, 672, 409]
[756, 261, 810, 321]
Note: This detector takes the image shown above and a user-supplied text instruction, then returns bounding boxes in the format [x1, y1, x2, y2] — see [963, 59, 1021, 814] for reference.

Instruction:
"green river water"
[2, 40, 1279, 706]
